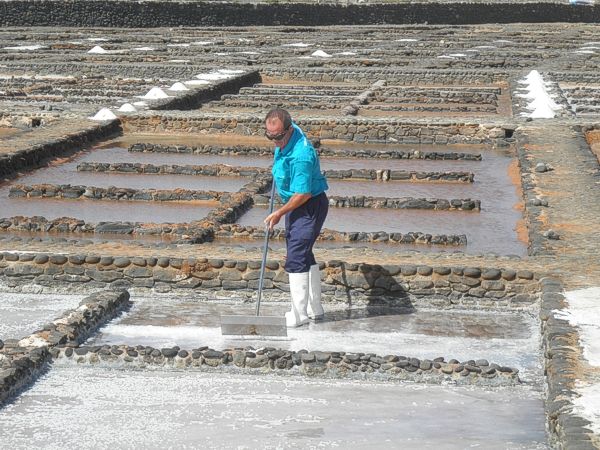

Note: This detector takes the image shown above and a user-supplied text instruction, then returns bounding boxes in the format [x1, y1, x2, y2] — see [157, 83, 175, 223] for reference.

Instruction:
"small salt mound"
[193, 41, 213, 45]
[218, 69, 244, 74]
[3, 45, 45, 51]
[397, 39, 418, 42]
[283, 42, 312, 47]
[142, 87, 169, 99]
[196, 72, 231, 80]
[118, 103, 137, 112]
[184, 80, 211, 85]
[88, 46, 107, 54]
[133, 47, 155, 51]
[169, 82, 189, 91]
[89, 108, 117, 121]
[87, 37, 108, 42]
[311, 50, 332, 58]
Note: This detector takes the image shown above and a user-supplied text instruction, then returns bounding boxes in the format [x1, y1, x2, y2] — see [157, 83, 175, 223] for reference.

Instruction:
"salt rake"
[220, 182, 287, 337]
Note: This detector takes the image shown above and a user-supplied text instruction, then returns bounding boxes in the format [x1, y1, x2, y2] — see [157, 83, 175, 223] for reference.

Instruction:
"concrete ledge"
[1, 2, 600, 27]
[51, 345, 521, 386]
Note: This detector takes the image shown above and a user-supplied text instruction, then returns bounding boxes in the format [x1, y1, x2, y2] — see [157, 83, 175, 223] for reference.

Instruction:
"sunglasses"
[264, 126, 290, 141]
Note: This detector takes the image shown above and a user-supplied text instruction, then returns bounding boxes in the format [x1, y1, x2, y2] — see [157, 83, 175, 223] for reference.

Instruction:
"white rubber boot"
[307, 264, 324, 320]
[285, 272, 310, 327]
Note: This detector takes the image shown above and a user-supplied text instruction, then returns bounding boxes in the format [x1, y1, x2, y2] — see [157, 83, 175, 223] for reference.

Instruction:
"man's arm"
[264, 192, 312, 230]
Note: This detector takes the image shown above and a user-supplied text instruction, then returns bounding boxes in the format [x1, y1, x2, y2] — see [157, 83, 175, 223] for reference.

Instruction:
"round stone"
[33, 254, 49, 264]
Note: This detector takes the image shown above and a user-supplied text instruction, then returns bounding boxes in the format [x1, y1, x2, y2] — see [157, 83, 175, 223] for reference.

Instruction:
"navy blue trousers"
[284, 192, 329, 273]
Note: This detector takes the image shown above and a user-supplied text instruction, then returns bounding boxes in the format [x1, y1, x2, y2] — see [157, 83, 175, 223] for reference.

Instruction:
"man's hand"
[264, 210, 283, 230]
[264, 193, 312, 230]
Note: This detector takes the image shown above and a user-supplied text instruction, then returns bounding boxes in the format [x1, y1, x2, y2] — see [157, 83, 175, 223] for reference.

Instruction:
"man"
[263, 108, 329, 327]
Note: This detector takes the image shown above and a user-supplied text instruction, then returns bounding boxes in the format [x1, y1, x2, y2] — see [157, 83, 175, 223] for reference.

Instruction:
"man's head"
[264, 108, 293, 147]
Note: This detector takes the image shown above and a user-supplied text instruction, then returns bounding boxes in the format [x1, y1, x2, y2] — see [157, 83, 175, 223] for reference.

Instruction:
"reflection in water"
[0, 197, 217, 223]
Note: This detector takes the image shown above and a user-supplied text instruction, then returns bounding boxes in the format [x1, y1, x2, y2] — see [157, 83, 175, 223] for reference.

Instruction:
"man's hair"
[265, 108, 292, 129]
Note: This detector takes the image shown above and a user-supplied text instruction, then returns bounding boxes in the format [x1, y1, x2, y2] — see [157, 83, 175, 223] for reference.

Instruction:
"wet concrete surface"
[0, 365, 548, 449]
[87, 295, 542, 380]
[0, 292, 83, 340]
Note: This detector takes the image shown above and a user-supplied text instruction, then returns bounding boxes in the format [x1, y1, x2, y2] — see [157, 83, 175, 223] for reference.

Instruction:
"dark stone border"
[539, 278, 597, 449]
[77, 162, 267, 177]
[129, 142, 483, 161]
[324, 169, 475, 183]
[9, 184, 229, 203]
[1, 2, 600, 27]
[51, 344, 520, 386]
[0, 251, 540, 307]
[0, 290, 130, 407]
[216, 224, 468, 246]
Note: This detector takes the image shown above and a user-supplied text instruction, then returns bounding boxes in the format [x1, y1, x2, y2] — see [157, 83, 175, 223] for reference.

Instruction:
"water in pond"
[87, 296, 542, 380]
[237, 204, 525, 256]
[0, 365, 548, 449]
[0, 292, 83, 339]
[0, 196, 217, 223]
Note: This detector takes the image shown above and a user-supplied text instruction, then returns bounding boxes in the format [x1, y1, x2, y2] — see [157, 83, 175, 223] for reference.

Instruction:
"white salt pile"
[196, 72, 231, 81]
[218, 69, 244, 74]
[133, 47, 155, 51]
[516, 70, 563, 119]
[88, 46, 107, 54]
[282, 42, 313, 47]
[184, 80, 211, 86]
[168, 82, 189, 91]
[118, 103, 137, 112]
[89, 108, 117, 121]
[142, 87, 169, 99]
[3, 45, 45, 51]
[311, 50, 332, 58]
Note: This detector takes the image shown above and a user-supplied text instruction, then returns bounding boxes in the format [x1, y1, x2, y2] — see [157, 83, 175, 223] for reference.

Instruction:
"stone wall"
[0, 290, 130, 406]
[539, 278, 597, 449]
[0, 251, 540, 308]
[122, 115, 511, 145]
[2, 1, 599, 27]
[216, 224, 467, 246]
[51, 344, 520, 386]
[262, 68, 508, 85]
[77, 162, 267, 177]
[129, 143, 484, 161]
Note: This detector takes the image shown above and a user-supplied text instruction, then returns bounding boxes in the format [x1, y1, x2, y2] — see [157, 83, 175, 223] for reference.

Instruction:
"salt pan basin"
[0, 365, 548, 449]
[87, 295, 543, 381]
[0, 292, 83, 339]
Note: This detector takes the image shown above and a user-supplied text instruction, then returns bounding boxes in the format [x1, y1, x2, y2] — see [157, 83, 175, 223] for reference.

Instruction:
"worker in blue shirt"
[263, 108, 329, 327]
